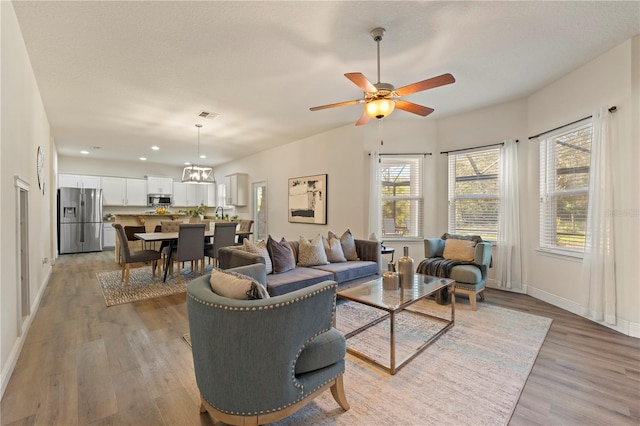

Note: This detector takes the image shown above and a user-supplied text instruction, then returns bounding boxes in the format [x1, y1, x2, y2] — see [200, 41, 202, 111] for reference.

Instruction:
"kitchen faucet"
[215, 206, 225, 218]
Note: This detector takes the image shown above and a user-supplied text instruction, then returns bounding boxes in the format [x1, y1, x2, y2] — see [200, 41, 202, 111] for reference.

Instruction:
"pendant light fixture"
[182, 124, 216, 184]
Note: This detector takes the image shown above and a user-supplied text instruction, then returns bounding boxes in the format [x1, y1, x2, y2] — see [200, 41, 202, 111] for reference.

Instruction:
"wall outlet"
[42, 257, 48, 264]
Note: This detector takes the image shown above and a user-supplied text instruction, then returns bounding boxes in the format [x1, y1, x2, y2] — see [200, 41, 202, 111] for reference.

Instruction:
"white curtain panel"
[582, 107, 616, 324]
[494, 139, 523, 290]
[368, 152, 381, 239]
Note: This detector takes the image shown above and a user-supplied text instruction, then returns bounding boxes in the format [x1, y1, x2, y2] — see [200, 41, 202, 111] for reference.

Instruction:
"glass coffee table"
[337, 273, 455, 375]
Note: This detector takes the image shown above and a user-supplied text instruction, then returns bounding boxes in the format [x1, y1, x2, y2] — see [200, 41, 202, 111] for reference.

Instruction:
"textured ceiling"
[12, 1, 640, 167]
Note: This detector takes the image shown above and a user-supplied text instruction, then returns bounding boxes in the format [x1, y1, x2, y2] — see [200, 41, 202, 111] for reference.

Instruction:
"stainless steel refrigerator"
[58, 187, 103, 254]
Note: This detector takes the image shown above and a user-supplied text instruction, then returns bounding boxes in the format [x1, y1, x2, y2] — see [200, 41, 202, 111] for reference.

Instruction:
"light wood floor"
[2, 251, 639, 425]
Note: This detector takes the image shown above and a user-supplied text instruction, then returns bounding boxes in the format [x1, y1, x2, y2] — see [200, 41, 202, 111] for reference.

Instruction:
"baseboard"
[486, 279, 528, 294]
[0, 267, 52, 399]
[526, 284, 640, 338]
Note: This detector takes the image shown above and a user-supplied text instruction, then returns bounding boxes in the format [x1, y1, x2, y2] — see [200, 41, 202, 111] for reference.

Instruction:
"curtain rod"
[528, 106, 617, 140]
[440, 140, 517, 155]
[369, 152, 432, 156]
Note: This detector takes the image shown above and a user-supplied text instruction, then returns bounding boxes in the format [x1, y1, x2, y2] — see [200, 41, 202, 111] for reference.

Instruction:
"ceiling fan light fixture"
[365, 98, 395, 119]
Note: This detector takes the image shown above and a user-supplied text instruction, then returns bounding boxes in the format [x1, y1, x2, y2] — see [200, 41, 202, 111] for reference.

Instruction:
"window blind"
[447, 147, 500, 241]
[379, 155, 424, 239]
[539, 120, 592, 252]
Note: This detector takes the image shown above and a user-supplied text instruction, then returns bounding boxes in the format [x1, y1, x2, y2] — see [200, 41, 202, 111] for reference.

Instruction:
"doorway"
[252, 181, 267, 242]
[15, 177, 31, 336]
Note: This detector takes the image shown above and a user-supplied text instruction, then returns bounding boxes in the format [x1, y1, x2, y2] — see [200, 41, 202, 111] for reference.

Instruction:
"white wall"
[1, 2, 55, 396]
[526, 37, 639, 334]
[213, 38, 639, 336]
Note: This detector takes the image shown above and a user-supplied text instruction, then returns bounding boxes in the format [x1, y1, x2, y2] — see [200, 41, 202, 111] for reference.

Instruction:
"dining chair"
[168, 223, 206, 283]
[113, 223, 162, 286]
[206, 222, 237, 268]
[124, 225, 146, 251]
[235, 219, 254, 245]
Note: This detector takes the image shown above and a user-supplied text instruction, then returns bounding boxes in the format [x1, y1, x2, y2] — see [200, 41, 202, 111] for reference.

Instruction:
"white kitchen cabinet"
[173, 182, 211, 206]
[59, 174, 102, 189]
[101, 177, 126, 205]
[147, 177, 173, 195]
[225, 173, 248, 206]
[172, 182, 188, 206]
[125, 178, 148, 206]
[101, 177, 147, 206]
[103, 225, 116, 248]
[205, 184, 217, 207]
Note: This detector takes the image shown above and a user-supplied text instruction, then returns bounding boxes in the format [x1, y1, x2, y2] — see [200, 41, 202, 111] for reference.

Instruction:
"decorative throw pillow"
[441, 233, 483, 244]
[298, 235, 329, 267]
[323, 236, 347, 263]
[209, 268, 270, 300]
[328, 229, 359, 261]
[442, 238, 476, 262]
[243, 239, 273, 274]
[266, 235, 296, 273]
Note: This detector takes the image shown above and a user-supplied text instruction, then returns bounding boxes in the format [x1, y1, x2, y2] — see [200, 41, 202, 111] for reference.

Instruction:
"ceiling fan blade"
[309, 99, 363, 111]
[395, 100, 435, 117]
[395, 73, 456, 97]
[355, 112, 370, 126]
[345, 73, 377, 93]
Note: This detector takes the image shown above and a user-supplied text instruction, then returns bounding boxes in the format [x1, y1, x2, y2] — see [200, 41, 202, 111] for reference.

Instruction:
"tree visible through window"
[448, 148, 500, 241]
[379, 155, 423, 239]
[539, 121, 592, 252]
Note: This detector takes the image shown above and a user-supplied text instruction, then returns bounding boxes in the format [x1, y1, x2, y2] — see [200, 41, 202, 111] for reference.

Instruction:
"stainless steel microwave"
[148, 194, 172, 206]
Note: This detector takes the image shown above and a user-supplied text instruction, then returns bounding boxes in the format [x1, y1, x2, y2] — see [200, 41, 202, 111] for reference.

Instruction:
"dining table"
[135, 230, 216, 282]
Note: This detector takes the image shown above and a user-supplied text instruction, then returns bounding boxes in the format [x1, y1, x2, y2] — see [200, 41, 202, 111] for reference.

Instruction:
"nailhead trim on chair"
[187, 283, 337, 310]
[190, 282, 342, 415]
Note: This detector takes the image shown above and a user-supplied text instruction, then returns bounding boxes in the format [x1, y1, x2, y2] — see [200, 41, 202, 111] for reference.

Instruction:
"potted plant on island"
[180, 203, 207, 223]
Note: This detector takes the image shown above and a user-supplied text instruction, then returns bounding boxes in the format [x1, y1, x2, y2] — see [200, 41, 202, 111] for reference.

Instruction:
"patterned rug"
[185, 298, 551, 425]
[97, 264, 213, 306]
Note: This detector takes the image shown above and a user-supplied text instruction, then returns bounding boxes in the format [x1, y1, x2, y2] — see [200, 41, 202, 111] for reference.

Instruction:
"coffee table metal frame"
[337, 274, 455, 375]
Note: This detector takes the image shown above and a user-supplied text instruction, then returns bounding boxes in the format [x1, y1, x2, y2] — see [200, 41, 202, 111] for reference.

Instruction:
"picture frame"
[288, 174, 327, 224]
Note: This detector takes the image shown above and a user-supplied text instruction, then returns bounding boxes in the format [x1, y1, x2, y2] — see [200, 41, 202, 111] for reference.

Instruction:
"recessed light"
[151, 146, 160, 151]
[185, 162, 191, 165]
[80, 150, 89, 154]
[140, 157, 147, 161]
[200, 155, 206, 159]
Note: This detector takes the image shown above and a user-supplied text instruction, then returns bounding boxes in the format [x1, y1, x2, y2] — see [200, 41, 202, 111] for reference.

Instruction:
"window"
[539, 120, 592, 253]
[379, 155, 423, 239]
[448, 148, 500, 242]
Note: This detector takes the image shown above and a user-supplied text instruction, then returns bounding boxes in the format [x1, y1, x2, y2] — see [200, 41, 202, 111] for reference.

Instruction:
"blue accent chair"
[187, 263, 350, 425]
[423, 237, 492, 310]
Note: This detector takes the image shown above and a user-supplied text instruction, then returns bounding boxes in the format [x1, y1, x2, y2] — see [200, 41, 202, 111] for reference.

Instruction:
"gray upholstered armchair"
[186, 263, 350, 425]
[421, 235, 492, 310]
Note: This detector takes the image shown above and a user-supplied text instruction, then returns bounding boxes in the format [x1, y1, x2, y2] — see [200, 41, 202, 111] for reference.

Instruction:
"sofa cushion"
[313, 261, 379, 284]
[295, 328, 346, 375]
[323, 236, 347, 263]
[209, 268, 270, 300]
[450, 264, 483, 284]
[266, 236, 296, 274]
[266, 267, 334, 296]
[328, 229, 359, 261]
[298, 235, 329, 267]
[443, 238, 476, 262]
[243, 239, 273, 274]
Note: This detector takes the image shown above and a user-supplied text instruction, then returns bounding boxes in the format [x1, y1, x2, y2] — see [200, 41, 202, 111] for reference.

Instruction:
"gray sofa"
[218, 239, 381, 296]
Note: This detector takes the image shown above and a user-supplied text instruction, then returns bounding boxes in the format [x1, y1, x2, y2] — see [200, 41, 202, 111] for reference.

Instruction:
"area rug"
[185, 299, 551, 425]
[97, 264, 213, 306]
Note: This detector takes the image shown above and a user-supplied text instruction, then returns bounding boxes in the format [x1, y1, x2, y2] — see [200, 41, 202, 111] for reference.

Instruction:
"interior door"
[252, 181, 267, 242]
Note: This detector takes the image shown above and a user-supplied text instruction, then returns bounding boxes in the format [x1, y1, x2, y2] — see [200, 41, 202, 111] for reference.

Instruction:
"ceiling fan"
[310, 27, 455, 126]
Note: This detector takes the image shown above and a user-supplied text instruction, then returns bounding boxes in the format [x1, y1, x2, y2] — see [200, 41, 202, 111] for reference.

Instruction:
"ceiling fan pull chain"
[379, 118, 384, 146]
